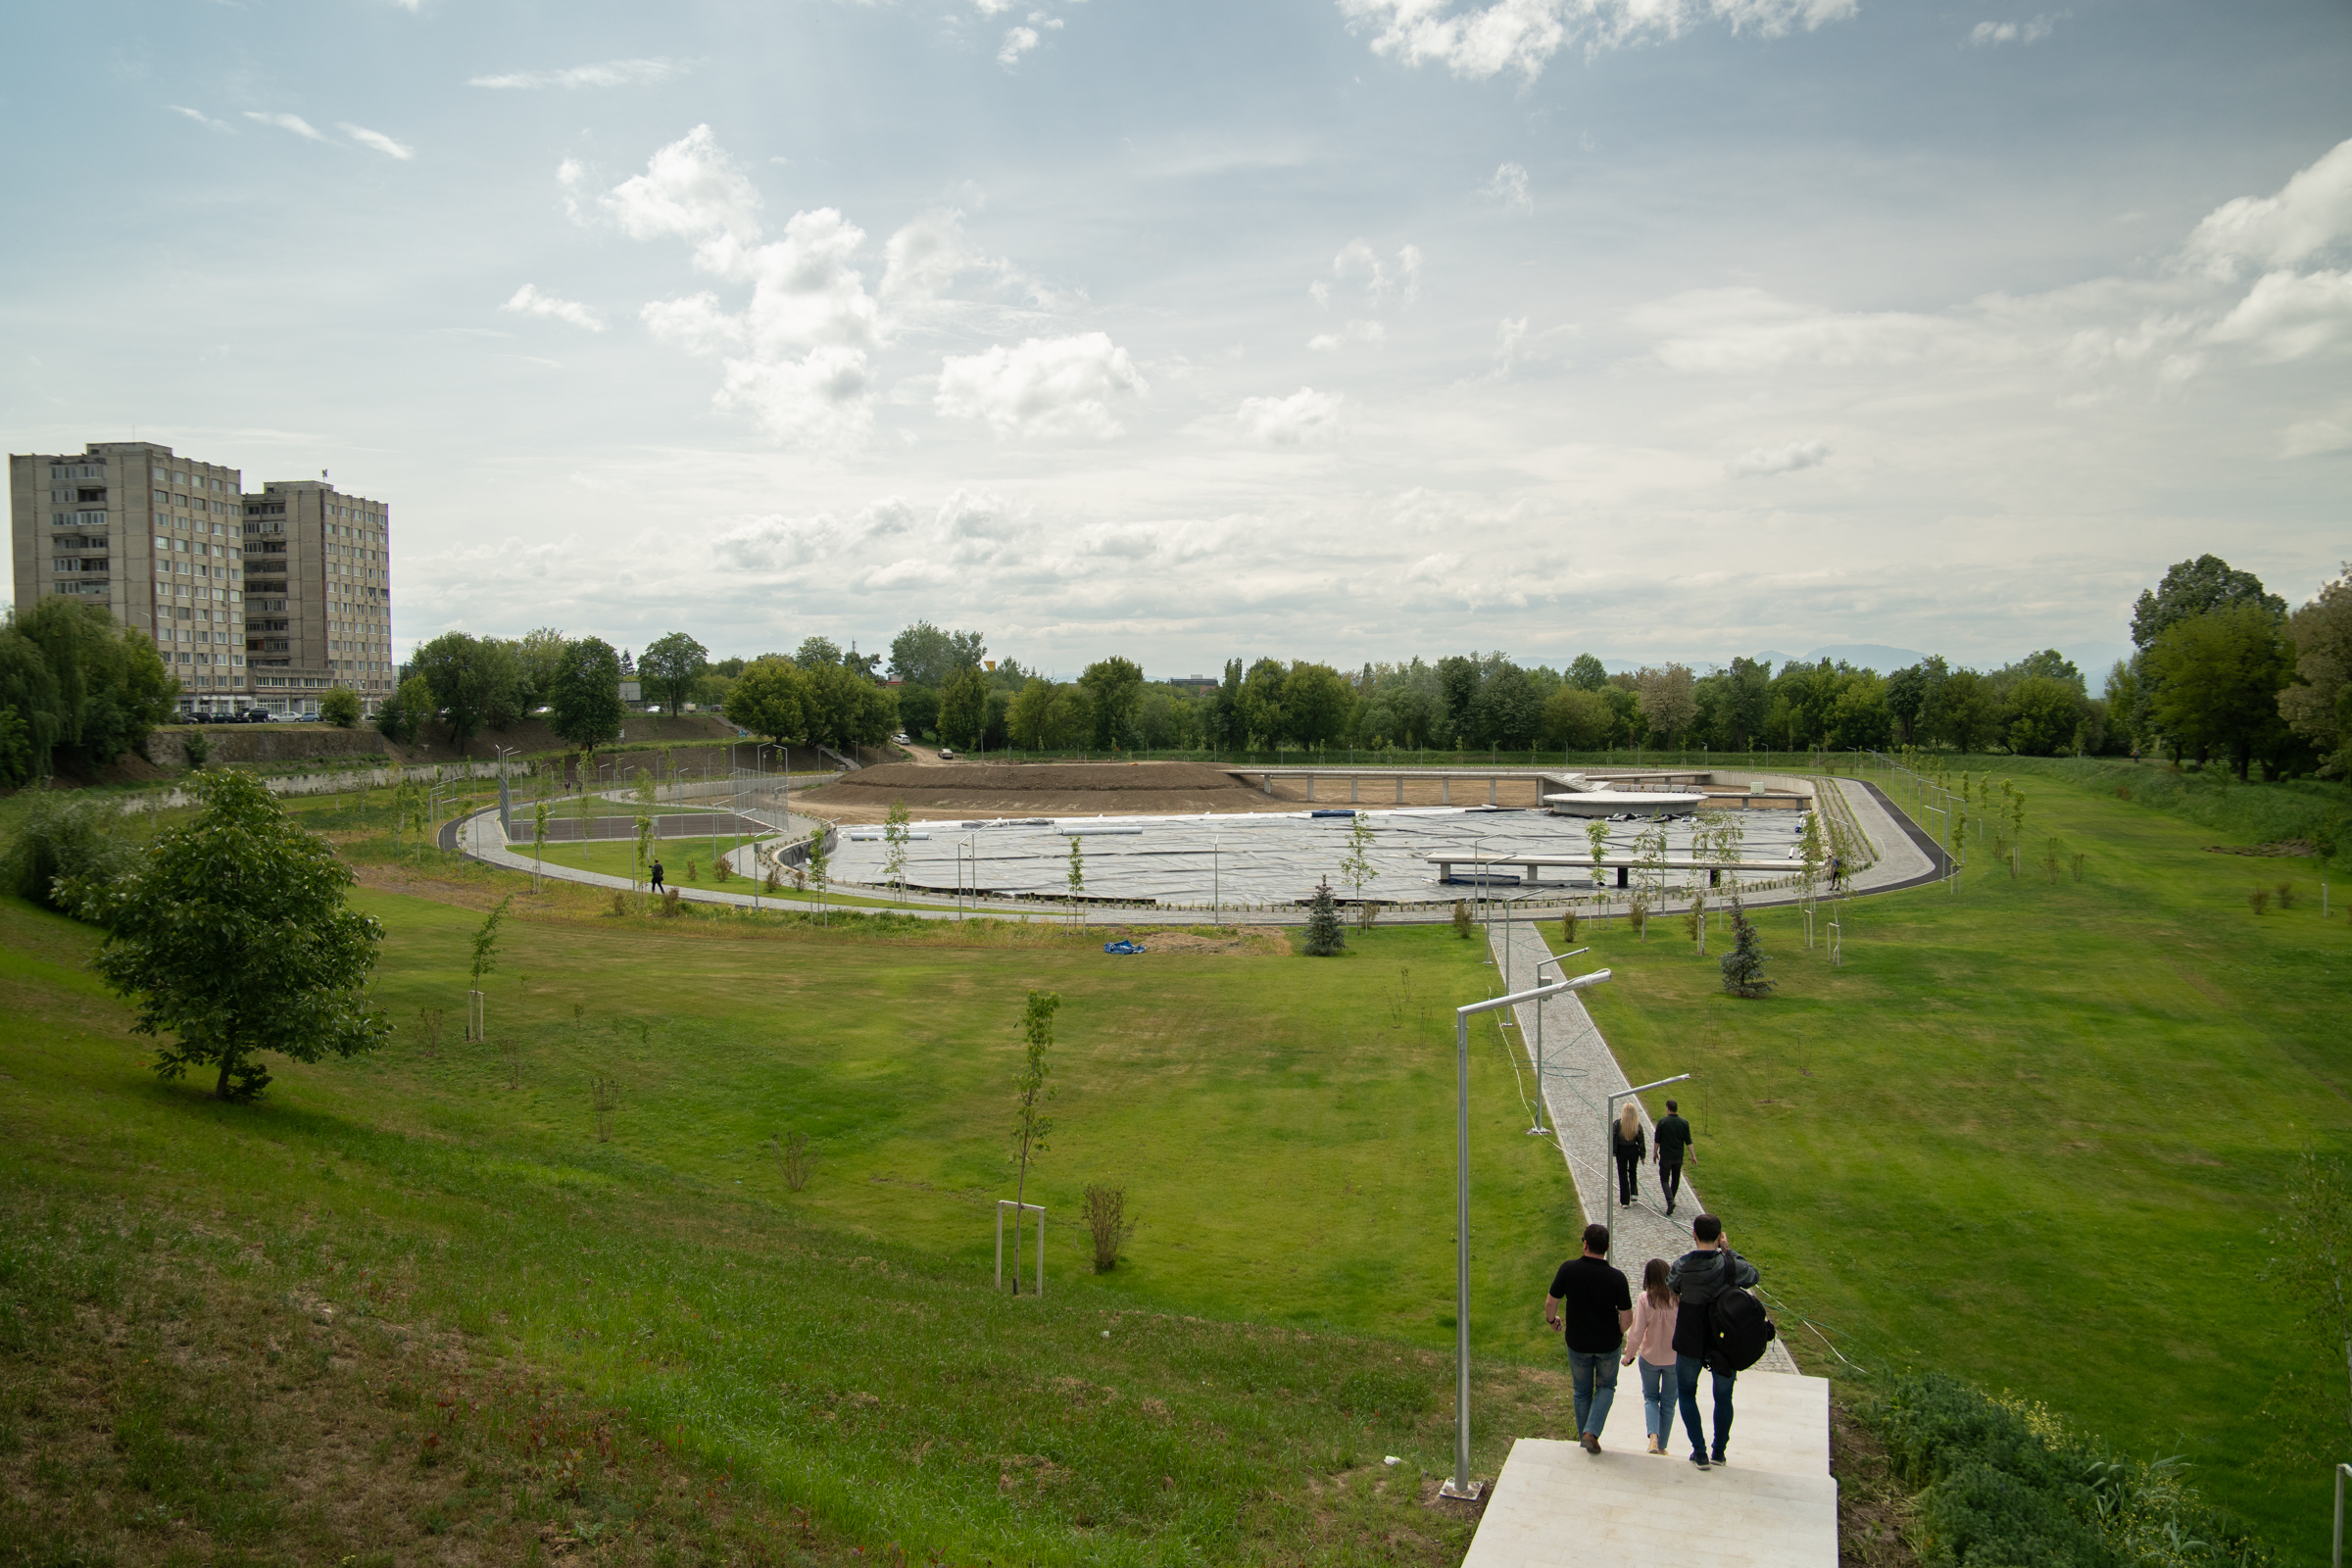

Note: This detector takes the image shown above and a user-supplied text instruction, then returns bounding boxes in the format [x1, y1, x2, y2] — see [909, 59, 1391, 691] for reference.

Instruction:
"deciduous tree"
[639, 631, 710, 716]
[69, 769, 390, 1102]
[2145, 603, 2294, 779]
[549, 637, 626, 752]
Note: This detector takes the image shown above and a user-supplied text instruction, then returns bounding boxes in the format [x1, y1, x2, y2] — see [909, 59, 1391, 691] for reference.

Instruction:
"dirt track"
[790, 759, 1557, 822]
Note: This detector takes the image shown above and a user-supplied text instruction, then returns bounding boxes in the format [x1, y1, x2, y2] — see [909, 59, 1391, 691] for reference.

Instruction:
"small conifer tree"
[1304, 877, 1348, 956]
[1720, 901, 1773, 999]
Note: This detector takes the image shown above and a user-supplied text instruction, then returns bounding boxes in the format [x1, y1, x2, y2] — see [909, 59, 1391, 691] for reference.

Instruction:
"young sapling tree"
[1009, 990, 1060, 1295]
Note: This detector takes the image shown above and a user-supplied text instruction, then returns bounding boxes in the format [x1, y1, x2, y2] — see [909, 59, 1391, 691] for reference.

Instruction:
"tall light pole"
[1446, 967, 1612, 1500]
[1524, 948, 1591, 1136]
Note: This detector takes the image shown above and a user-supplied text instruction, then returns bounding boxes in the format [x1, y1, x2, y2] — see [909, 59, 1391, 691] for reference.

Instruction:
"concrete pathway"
[1488, 917, 1799, 1376]
[1462, 917, 1835, 1567]
[1461, 1371, 1836, 1568]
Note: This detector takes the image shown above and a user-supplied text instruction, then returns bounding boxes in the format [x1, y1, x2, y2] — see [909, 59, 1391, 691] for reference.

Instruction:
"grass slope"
[1581, 762, 2351, 1558]
[0, 890, 1588, 1567]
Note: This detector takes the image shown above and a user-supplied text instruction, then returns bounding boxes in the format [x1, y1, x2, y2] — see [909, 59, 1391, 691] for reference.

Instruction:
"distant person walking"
[1544, 1222, 1633, 1454]
[650, 858, 665, 893]
[1612, 1102, 1646, 1207]
[1669, 1213, 1759, 1470]
[1621, 1258, 1681, 1455]
[1654, 1100, 1693, 1217]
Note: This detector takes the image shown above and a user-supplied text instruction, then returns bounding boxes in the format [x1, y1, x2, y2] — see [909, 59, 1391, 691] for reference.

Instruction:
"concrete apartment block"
[8, 441, 395, 718]
[8, 441, 255, 713]
[242, 478, 394, 715]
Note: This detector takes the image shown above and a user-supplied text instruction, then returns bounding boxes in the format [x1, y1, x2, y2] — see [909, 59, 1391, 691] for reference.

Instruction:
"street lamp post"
[1446, 967, 1613, 1501]
[1524, 948, 1592, 1136]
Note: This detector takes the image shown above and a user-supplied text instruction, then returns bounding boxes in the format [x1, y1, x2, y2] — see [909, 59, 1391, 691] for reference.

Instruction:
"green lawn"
[0, 884, 1583, 1566]
[1582, 760, 2351, 1557]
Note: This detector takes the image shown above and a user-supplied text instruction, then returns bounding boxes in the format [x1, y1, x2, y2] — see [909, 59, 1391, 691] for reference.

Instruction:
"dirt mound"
[797, 760, 1301, 820]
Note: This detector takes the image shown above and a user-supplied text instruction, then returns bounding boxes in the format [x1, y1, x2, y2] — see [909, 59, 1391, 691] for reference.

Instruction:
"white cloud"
[882, 209, 976, 307]
[973, 0, 1018, 13]
[502, 284, 605, 332]
[168, 105, 233, 132]
[1494, 315, 1530, 373]
[1238, 387, 1345, 445]
[608, 127, 883, 450]
[468, 58, 691, 90]
[714, 498, 918, 572]
[340, 122, 415, 161]
[2204, 269, 2352, 362]
[244, 111, 327, 142]
[1337, 0, 1857, 82]
[2280, 415, 2352, 459]
[1630, 287, 1994, 371]
[1967, 15, 2061, 45]
[1731, 440, 1831, 477]
[1482, 161, 1533, 214]
[602, 123, 762, 250]
[999, 25, 1042, 65]
[1308, 319, 1387, 352]
[936, 332, 1147, 438]
[2184, 136, 2352, 279]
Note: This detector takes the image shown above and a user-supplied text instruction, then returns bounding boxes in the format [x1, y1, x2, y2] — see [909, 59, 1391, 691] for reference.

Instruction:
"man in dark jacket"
[1668, 1213, 1758, 1469]
[1654, 1100, 1693, 1216]
[1544, 1222, 1633, 1453]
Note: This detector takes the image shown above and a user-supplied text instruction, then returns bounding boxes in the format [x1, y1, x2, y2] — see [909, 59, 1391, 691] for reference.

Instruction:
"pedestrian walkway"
[1461, 1372, 1836, 1568]
[1462, 919, 1835, 1568]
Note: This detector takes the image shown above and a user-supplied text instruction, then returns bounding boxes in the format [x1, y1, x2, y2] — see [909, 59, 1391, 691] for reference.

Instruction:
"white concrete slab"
[1463, 1370, 1837, 1568]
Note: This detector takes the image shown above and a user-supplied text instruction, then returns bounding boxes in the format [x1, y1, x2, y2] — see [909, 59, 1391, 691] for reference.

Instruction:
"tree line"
[370, 554, 2348, 777]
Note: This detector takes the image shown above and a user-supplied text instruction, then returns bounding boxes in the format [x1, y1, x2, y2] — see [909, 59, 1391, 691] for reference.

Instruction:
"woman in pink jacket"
[1621, 1258, 1681, 1454]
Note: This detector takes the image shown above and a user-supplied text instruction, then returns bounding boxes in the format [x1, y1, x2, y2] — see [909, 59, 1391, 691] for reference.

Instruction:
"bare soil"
[795, 760, 1561, 822]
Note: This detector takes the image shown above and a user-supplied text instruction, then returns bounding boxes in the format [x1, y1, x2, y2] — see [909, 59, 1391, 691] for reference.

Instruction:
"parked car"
[938, 748, 956, 760]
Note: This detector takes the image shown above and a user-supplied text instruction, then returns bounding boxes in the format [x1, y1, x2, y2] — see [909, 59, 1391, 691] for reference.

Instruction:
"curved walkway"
[448, 771, 1946, 928]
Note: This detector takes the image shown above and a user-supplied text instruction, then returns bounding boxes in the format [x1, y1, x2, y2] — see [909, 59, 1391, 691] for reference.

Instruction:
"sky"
[4, 0, 2348, 683]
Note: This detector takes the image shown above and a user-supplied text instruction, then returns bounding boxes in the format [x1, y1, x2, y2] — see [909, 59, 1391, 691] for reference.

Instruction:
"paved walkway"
[1464, 910, 1834, 1566]
[1488, 917, 1799, 1376]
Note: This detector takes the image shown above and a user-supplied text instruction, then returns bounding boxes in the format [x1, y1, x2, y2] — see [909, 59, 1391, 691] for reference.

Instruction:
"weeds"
[2249, 888, 2271, 914]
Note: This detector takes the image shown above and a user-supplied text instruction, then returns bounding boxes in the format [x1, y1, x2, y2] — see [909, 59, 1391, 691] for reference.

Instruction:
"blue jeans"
[1676, 1353, 1735, 1458]
[1568, 1348, 1619, 1437]
[1639, 1358, 1682, 1441]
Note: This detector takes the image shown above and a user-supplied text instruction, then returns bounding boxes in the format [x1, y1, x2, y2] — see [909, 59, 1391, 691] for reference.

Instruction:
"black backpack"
[1706, 1255, 1777, 1373]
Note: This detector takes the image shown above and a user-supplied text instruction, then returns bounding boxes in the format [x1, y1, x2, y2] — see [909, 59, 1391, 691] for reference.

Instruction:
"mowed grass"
[0, 878, 1590, 1565]
[1576, 762, 2352, 1557]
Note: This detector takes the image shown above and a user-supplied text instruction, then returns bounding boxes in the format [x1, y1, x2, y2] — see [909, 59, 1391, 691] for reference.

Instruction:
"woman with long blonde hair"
[1611, 1101, 1646, 1207]
[1620, 1257, 1681, 1454]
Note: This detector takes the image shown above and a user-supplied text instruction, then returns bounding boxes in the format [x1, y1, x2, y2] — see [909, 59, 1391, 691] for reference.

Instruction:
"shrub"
[1863, 1371, 2275, 1568]
[2115, 784, 2132, 800]
[319, 687, 363, 728]
[713, 856, 731, 883]
[776, 1132, 816, 1192]
[660, 887, 681, 917]
[2275, 881, 2295, 909]
[180, 729, 211, 770]
[1082, 1183, 1135, 1272]
[2, 789, 134, 913]
[1560, 907, 1579, 945]
[609, 890, 627, 916]
[2249, 888, 2270, 914]
[1451, 901, 1473, 939]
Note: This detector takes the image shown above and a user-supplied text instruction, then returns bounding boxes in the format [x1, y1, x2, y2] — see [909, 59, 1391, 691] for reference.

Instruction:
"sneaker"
[1690, 1452, 1711, 1470]
[1711, 1452, 1729, 1466]
[1580, 1432, 1600, 1454]
[1646, 1437, 1663, 1455]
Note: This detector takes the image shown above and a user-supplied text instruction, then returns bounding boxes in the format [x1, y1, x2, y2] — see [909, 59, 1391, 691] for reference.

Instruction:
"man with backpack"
[1668, 1213, 1769, 1470]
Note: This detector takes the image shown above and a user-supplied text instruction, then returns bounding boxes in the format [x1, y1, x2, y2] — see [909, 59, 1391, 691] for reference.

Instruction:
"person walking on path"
[1621, 1258, 1681, 1455]
[1544, 1222, 1634, 1454]
[650, 858, 665, 893]
[1612, 1102, 1646, 1207]
[1669, 1213, 1758, 1469]
[1654, 1100, 1694, 1217]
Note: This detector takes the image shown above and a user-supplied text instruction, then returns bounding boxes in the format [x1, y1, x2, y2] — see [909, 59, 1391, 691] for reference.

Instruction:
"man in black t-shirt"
[1544, 1222, 1633, 1452]
[1654, 1100, 1694, 1216]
